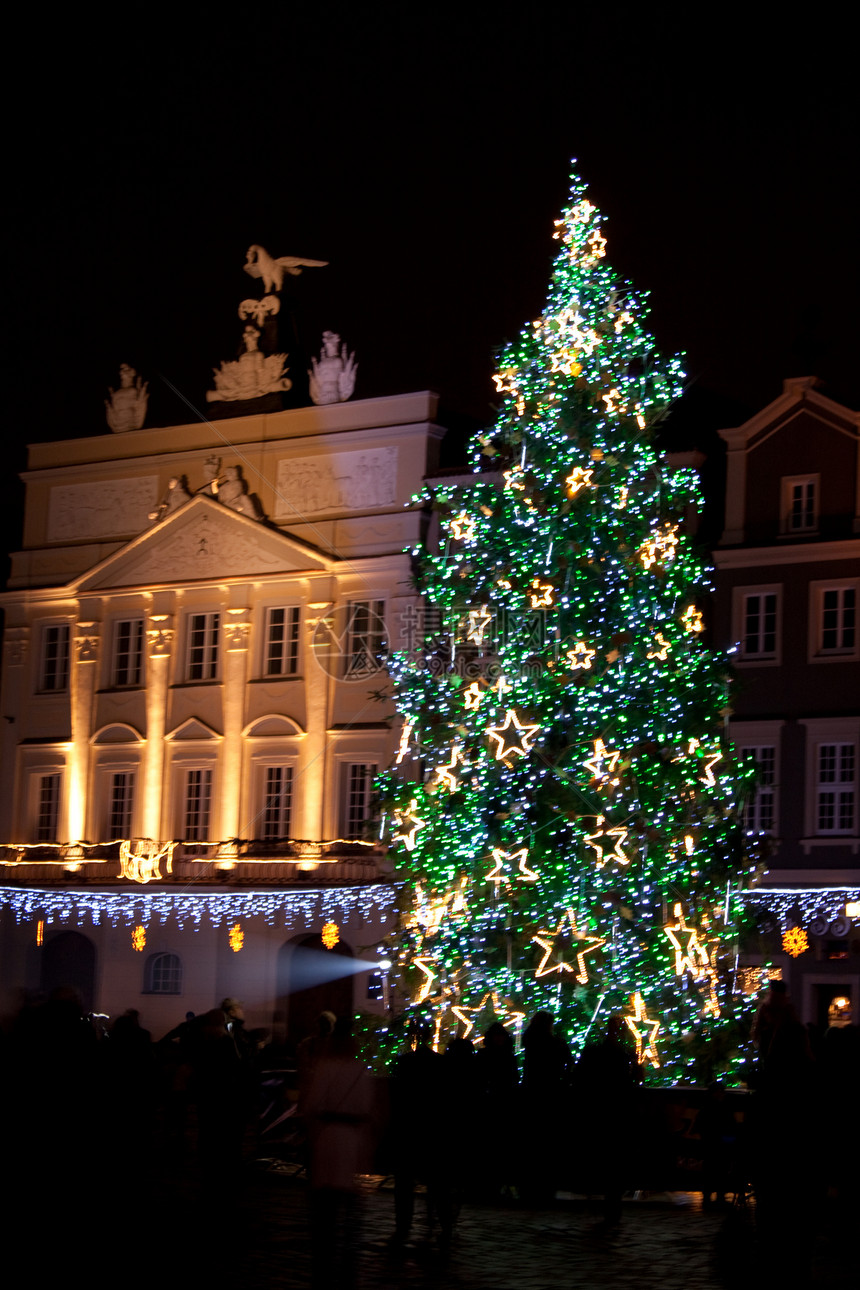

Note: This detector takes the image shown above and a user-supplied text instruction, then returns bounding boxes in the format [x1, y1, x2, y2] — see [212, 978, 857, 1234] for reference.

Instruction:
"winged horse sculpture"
[244, 245, 328, 294]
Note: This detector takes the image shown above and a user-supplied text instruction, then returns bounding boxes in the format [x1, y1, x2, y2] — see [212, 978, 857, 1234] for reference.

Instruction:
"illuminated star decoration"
[682, 605, 704, 634]
[782, 926, 809, 958]
[532, 909, 606, 983]
[487, 710, 541, 763]
[413, 955, 439, 1004]
[583, 737, 622, 783]
[639, 524, 679, 570]
[663, 902, 707, 977]
[451, 991, 526, 1041]
[529, 578, 555, 609]
[431, 745, 462, 794]
[450, 511, 477, 542]
[485, 846, 539, 889]
[647, 632, 670, 661]
[503, 464, 527, 492]
[565, 640, 596, 671]
[395, 720, 414, 765]
[624, 992, 661, 1067]
[585, 816, 630, 869]
[699, 751, 722, 787]
[566, 466, 594, 496]
[463, 681, 484, 711]
[466, 605, 494, 646]
[392, 799, 427, 851]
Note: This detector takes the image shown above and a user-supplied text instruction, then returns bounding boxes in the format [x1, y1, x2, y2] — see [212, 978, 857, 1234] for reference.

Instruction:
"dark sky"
[6, 5, 858, 484]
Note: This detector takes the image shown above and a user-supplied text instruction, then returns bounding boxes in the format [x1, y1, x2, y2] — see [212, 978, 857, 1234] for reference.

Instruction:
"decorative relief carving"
[147, 615, 175, 657]
[309, 331, 357, 405]
[5, 627, 29, 666]
[115, 513, 285, 586]
[76, 625, 100, 662]
[48, 478, 159, 542]
[275, 447, 397, 517]
[224, 609, 252, 652]
[105, 364, 149, 433]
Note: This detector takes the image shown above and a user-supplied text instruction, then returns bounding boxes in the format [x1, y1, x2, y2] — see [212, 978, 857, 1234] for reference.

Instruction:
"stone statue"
[309, 331, 358, 405]
[148, 475, 192, 523]
[243, 245, 328, 295]
[206, 324, 293, 403]
[218, 464, 261, 520]
[198, 455, 221, 497]
[239, 294, 280, 327]
[105, 364, 149, 433]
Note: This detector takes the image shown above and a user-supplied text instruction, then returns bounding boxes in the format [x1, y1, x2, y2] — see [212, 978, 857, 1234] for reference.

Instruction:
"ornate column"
[218, 608, 251, 846]
[300, 604, 331, 842]
[68, 621, 100, 842]
[143, 613, 174, 839]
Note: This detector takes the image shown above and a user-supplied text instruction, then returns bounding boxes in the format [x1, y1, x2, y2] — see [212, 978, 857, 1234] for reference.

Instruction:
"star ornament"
[532, 910, 605, 983]
[663, 902, 708, 977]
[565, 466, 595, 497]
[487, 710, 541, 763]
[624, 992, 661, 1068]
[466, 605, 494, 646]
[413, 955, 439, 1004]
[451, 991, 525, 1041]
[391, 799, 426, 851]
[638, 525, 680, 570]
[565, 640, 596, 671]
[463, 681, 484, 711]
[583, 737, 622, 783]
[699, 751, 722, 788]
[395, 720, 414, 765]
[431, 745, 462, 794]
[682, 605, 704, 634]
[450, 511, 477, 542]
[529, 578, 554, 609]
[585, 816, 630, 869]
[647, 632, 671, 661]
[485, 846, 539, 890]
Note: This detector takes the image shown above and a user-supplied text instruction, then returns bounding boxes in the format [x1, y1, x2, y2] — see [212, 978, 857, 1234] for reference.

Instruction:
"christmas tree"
[379, 169, 756, 1084]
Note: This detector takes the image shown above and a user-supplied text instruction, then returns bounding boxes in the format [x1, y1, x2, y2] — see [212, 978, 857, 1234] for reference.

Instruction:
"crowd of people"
[2, 983, 857, 1286]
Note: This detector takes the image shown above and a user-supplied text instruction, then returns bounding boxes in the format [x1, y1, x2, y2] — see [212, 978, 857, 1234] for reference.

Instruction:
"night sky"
[6, 6, 858, 542]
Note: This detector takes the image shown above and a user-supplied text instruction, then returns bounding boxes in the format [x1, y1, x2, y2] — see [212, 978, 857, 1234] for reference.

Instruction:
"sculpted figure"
[219, 464, 262, 520]
[309, 331, 358, 405]
[148, 475, 191, 523]
[105, 364, 149, 433]
[243, 245, 328, 295]
[207, 325, 293, 403]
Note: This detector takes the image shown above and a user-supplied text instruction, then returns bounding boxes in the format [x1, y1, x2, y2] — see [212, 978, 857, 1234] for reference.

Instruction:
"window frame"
[143, 952, 183, 995]
[258, 762, 295, 842]
[343, 599, 387, 681]
[808, 578, 858, 663]
[182, 767, 214, 841]
[780, 473, 819, 536]
[184, 611, 221, 682]
[730, 721, 783, 841]
[110, 618, 145, 688]
[37, 622, 71, 694]
[35, 772, 62, 843]
[262, 605, 301, 678]
[799, 718, 859, 845]
[731, 583, 782, 666]
[340, 760, 378, 840]
[106, 770, 136, 841]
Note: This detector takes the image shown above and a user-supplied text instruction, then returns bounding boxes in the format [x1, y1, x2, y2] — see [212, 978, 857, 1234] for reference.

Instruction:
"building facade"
[0, 391, 442, 1038]
[712, 377, 860, 1027]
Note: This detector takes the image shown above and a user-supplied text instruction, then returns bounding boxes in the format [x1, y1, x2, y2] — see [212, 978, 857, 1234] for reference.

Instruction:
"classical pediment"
[167, 717, 222, 741]
[73, 496, 330, 591]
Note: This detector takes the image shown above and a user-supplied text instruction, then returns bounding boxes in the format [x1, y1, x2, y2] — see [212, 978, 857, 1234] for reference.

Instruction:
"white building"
[0, 390, 442, 1040]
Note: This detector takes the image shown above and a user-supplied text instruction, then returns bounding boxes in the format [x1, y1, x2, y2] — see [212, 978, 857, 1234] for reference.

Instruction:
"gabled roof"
[72, 495, 331, 592]
[718, 377, 859, 452]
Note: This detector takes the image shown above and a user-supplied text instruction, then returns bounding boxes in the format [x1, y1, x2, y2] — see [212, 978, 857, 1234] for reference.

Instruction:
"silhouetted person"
[474, 1021, 520, 1200]
[521, 1011, 571, 1201]
[697, 1081, 738, 1205]
[305, 1016, 372, 1290]
[390, 1021, 445, 1245]
[576, 1015, 638, 1223]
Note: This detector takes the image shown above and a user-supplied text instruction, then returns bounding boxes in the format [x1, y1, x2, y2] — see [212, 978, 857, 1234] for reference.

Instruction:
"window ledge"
[800, 836, 860, 855]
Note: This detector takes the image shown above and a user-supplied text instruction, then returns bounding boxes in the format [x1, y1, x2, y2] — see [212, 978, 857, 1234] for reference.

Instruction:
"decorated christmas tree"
[379, 169, 757, 1084]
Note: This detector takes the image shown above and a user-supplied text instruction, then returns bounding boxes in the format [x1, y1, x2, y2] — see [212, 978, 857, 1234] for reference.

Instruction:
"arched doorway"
[277, 932, 356, 1045]
[40, 931, 97, 1013]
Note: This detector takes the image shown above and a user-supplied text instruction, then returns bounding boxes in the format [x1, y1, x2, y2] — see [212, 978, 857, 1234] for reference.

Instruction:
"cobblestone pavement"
[181, 1163, 849, 1290]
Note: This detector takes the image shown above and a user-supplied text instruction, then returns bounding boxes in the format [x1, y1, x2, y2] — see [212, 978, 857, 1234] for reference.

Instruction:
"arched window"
[143, 952, 182, 995]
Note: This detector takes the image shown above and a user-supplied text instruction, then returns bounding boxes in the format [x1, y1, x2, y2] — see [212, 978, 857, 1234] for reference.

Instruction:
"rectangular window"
[186, 613, 220, 681]
[36, 774, 61, 842]
[264, 607, 300, 676]
[108, 772, 135, 840]
[184, 769, 212, 840]
[820, 587, 856, 654]
[342, 763, 376, 839]
[344, 601, 386, 679]
[112, 619, 144, 687]
[788, 479, 816, 531]
[743, 747, 776, 833]
[39, 624, 70, 692]
[742, 592, 778, 659]
[816, 743, 855, 834]
[261, 765, 294, 840]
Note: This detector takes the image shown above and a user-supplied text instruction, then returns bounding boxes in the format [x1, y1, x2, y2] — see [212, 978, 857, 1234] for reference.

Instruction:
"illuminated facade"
[713, 377, 860, 1026]
[0, 391, 442, 1035]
